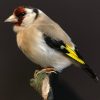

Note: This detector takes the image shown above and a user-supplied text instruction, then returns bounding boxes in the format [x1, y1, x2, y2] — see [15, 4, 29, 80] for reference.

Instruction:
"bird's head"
[5, 6, 39, 27]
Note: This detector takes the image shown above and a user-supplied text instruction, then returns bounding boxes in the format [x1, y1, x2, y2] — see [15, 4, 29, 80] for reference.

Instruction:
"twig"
[30, 68, 56, 100]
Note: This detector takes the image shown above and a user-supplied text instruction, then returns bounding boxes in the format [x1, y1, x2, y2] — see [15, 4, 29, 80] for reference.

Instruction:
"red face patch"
[13, 6, 26, 26]
[14, 6, 25, 17]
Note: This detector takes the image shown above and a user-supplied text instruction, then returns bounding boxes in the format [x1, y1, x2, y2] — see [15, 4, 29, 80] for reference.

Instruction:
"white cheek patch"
[21, 13, 36, 26]
[21, 8, 36, 26]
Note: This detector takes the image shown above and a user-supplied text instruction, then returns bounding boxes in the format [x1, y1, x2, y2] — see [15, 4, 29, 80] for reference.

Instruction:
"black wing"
[43, 34, 85, 64]
[43, 34, 68, 53]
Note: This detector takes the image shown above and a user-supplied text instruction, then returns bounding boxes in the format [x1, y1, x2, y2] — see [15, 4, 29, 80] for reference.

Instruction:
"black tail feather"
[81, 64, 99, 81]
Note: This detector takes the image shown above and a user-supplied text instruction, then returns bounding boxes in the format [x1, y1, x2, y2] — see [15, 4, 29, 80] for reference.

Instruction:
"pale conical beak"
[4, 15, 18, 23]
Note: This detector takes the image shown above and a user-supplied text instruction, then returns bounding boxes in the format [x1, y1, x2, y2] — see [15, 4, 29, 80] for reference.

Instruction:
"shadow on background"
[50, 73, 82, 100]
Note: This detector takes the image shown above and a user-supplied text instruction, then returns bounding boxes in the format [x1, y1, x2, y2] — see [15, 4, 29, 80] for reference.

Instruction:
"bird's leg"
[33, 66, 56, 78]
[43, 66, 56, 74]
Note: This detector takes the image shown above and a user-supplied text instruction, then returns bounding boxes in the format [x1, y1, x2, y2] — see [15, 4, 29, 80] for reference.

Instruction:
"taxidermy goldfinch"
[5, 6, 99, 81]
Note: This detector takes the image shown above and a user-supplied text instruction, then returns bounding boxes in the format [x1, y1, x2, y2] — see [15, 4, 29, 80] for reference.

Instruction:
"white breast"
[17, 30, 72, 72]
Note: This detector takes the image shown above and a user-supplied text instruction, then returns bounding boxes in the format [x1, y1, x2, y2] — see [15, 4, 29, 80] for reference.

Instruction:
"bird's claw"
[33, 67, 56, 78]
[43, 67, 57, 74]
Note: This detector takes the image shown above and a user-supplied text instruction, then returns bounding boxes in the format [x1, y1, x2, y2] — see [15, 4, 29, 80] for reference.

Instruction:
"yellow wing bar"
[62, 45, 85, 64]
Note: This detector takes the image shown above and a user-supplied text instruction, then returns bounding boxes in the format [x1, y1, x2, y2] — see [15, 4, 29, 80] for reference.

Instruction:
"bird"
[5, 6, 99, 81]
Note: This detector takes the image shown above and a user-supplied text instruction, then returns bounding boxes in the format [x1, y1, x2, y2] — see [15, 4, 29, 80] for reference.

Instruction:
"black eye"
[16, 12, 26, 18]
